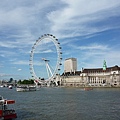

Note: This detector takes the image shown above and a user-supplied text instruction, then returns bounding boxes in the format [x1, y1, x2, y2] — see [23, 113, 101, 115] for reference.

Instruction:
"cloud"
[48, 0, 120, 38]
[65, 42, 119, 69]
[0, 41, 17, 48]
[12, 60, 29, 65]
[0, 0, 120, 80]
[17, 69, 22, 71]
[78, 44, 109, 50]
[12, 60, 44, 66]
[79, 50, 120, 69]
[68, 43, 109, 51]
[0, 0, 120, 41]
[0, 73, 19, 77]
[0, 50, 17, 57]
[42, 49, 53, 53]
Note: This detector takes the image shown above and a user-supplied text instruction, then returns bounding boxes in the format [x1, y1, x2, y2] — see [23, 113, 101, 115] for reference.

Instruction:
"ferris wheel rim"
[29, 34, 62, 81]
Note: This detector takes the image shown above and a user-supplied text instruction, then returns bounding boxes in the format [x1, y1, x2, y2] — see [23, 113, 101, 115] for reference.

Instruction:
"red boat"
[84, 87, 93, 91]
[0, 96, 17, 120]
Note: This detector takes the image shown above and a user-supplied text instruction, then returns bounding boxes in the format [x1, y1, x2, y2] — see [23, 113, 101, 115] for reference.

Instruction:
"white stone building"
[61, 60, 120, 87]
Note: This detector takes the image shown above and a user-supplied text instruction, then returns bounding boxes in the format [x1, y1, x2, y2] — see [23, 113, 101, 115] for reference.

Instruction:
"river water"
[0, 87, 120, 120]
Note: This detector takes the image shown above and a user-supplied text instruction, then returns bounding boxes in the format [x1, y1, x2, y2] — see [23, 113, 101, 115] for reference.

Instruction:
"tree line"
[17, 79, 34, 84]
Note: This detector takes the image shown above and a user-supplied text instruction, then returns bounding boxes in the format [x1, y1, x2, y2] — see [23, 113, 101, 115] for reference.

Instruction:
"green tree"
[9, 78, 13, 83]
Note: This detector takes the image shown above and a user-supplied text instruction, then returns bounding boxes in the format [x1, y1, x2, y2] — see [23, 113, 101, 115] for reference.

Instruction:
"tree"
[9, 78, 13, 83]
[17, 79, 34, 85]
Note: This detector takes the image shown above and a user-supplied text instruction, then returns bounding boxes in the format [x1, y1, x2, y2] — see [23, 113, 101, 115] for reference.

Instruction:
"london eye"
[29, 34, 62, 84]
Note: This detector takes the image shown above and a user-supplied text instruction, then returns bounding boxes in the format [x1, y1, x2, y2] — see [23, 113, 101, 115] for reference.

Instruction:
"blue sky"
[0, 0, 120, 80]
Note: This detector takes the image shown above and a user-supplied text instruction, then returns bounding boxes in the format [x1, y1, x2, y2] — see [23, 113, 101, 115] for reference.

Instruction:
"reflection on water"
[0, 87, 120, 120]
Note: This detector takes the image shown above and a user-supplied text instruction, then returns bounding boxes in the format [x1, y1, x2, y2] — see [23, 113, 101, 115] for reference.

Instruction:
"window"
[103, 80, 106, 84]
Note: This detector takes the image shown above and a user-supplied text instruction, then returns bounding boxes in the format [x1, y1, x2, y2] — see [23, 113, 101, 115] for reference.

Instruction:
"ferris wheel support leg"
[55, 81, 58, 86]
[46, 63, 50, 78]
[47, 63, 53, 77]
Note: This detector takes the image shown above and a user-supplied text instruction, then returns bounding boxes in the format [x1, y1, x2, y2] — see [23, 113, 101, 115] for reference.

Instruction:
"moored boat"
[29, 86, 36, 91]
[0, 85, 5, 88]
[0, 95, 17, 120]
[84, 87, 93, 91]
[8, 85, 12, 89]
[16, 86, 29, 92]
[16, 85, 36, 92]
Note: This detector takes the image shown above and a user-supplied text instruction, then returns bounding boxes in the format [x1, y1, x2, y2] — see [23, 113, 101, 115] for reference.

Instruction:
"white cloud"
[78, 44, 109, 50]
[68, 43, 109, 51]
[79, 50, 120, 69]
[12, 60, 29, 65]
[12, 60, 44, 66]
[0, 50, 17, 57]
[0, 41, 17, 48]
[0, 0, 120, 79]
[66, 42, 119, 69]
[48, 0, 120, 38]
[17, 69, 22, 71]
[42, 49, 53, 53]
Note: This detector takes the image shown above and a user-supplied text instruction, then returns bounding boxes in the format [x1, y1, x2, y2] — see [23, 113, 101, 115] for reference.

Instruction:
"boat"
[0, 95, 17, 120]
[8, 85, 12, 89]
[16, 86, 29, 92]
[0, 85, 5, 88]
[16, 85, 36, 92]
[84, 87, 93, 91]
[29, 86, 36, 91]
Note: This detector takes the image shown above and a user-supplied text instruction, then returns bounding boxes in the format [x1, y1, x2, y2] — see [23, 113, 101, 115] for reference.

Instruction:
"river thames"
[0, 87, 120, 120]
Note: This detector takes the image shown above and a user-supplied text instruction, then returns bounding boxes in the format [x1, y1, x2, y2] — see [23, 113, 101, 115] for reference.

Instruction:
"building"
[61, 60, 120, 87]
[64, 58, 77, 73]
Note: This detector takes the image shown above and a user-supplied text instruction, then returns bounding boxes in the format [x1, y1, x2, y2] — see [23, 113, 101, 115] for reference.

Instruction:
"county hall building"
[60, 58, 120, 87]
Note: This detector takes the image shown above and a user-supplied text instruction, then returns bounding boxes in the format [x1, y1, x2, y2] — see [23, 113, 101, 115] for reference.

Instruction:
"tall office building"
[64, 58, 77, 73]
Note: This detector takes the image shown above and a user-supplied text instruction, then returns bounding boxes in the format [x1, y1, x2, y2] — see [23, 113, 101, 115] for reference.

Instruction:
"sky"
[0, 0, 120, 80]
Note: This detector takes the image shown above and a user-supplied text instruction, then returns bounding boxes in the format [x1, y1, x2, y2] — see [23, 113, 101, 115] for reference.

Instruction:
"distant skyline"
[0, 0, 120, 80]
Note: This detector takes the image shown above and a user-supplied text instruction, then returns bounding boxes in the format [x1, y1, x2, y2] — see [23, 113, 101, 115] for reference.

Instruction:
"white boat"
[8, 85, 12, 89]
[16, 86, 29, 92]
[29, 86, 36, 91]
[0, 85, 5, 88]
[16, 86, 36, 92]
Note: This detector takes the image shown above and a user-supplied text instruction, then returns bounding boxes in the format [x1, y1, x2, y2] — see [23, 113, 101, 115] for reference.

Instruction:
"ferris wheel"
[29, 34, 62, 82]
